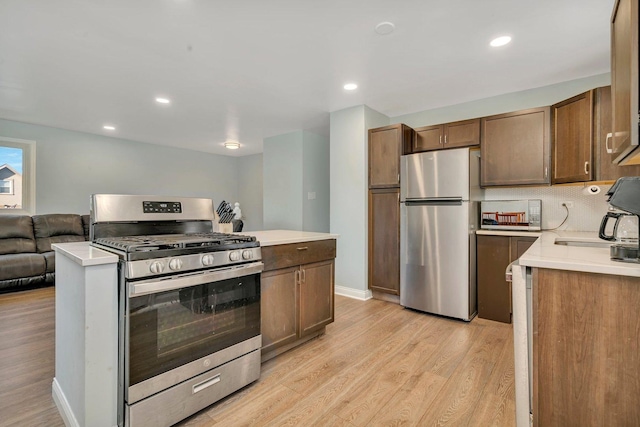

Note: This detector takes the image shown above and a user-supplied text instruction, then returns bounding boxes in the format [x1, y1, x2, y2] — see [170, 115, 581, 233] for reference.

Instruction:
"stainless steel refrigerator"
[400, 147, 482, 321]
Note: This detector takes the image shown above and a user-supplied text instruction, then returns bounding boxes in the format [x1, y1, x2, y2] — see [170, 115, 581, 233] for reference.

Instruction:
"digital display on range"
[143, 201, 182, 213]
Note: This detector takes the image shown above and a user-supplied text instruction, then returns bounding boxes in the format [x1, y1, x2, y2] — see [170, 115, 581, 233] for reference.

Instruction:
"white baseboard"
[335, 285, 372, 300]
[52, 378, 80, 427]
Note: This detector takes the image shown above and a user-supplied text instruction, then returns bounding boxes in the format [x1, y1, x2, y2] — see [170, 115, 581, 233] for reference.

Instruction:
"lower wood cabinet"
[477, 235, 536, 323]
[260, 239, 336, 361]
[368, 188, 400, 296]
[533, 268, 640, 426]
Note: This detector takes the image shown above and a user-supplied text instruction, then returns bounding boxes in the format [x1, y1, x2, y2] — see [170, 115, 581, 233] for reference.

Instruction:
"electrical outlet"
[562, 201, 574, 208]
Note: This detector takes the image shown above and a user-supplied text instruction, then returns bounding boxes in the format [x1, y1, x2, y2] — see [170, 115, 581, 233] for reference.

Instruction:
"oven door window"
[127, 273, 260, 386]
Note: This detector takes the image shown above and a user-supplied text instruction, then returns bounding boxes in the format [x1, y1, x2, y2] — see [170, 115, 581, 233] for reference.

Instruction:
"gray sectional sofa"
[0, 214, 89, 292]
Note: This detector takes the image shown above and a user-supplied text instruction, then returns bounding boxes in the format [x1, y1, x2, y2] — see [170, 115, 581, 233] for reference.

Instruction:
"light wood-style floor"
[0, 287, 515, 427]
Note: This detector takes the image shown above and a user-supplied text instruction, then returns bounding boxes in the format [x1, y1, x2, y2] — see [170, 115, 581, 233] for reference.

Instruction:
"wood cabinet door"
[510, 237, 536, 260]
[595, 86, 640, 180]
[261, 267, 299, 355]
[413, 125, 442, 152]
[444, 119, 480, 149]
[533, 268, 640, 426]
[552, 91, 593, 183]
[299, 260, 334, 336]
[610, 0, 639, 162]
[368, 124, 404, 188]
[481, 107, 551, 186]
[368, 188, 400, 295]
[476, 235, 511, 323]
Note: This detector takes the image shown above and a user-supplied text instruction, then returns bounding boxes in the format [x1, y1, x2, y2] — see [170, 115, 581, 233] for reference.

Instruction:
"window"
[0, 179, 13, 194]
[0, 137, 35, 214]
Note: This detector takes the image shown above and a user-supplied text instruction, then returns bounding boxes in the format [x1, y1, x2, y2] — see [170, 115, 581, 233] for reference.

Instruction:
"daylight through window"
[0, 138, 35, 213]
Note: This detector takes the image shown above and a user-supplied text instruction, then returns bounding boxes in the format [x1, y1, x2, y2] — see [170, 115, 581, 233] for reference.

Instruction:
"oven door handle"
[128, 261, 264, 297]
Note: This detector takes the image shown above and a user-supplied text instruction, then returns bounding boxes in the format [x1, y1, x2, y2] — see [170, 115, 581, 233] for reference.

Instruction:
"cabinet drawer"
[261, 239, 336, 271]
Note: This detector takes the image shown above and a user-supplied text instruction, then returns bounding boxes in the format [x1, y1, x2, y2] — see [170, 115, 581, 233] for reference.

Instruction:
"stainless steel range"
[90, 194, 263, 427]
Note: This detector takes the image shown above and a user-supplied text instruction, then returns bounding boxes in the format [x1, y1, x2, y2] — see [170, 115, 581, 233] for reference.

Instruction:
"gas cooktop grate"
[94, 232, 257, 253]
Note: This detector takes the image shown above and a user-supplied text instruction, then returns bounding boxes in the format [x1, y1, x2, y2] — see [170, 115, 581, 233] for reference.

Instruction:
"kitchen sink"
[554, 238, 612, 248]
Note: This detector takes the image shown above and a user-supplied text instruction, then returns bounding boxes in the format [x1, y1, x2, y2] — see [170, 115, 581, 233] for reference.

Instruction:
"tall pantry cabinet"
[368, 124, 413, 297]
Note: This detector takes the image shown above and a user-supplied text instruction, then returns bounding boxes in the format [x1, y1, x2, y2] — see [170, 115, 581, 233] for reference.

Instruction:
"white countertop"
[476, 229, 542, 238]
[519, 230, 640, 277]
[237, 230, 339, 246]
[52, 241, 119, 267]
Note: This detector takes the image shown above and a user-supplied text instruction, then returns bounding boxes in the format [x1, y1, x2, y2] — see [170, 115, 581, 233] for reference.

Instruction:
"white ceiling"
[0, 0, 614, 157]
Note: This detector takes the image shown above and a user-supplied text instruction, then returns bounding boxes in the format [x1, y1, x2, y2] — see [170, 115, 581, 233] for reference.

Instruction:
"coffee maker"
[599, 177, 640, 262]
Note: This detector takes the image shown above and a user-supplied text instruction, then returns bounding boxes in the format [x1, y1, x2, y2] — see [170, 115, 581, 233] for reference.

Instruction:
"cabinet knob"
[584, 161, 589, 175]
[296, 247, 308, 251]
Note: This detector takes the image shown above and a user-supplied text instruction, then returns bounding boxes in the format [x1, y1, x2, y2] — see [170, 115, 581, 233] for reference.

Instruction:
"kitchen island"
[51, 229, 337, 427]
[239, 230, 340, 361]
[513, 231, 640, 427]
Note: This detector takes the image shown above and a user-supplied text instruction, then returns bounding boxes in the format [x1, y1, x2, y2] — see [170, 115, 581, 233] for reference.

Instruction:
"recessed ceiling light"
[344, 83, 358, 91]
[490, 36, 512, 47]
[374, 22, 395, 35]
[103, 125, 116, 131]
[224, 141, 240, 150]
[155, 97, 171, 104]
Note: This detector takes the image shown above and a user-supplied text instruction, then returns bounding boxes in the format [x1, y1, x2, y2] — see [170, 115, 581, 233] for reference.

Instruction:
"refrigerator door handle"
[405, 198, 463, 206]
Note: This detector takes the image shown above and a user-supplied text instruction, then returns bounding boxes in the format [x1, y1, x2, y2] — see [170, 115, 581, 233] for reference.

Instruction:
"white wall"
[237, 153, 264, 232]
[263, 130, 329, 232]
[0, 118, 239, 214]
[263, 131, 304, 230]
[302, 131, 330, 232]
[329, 106, 388, 298]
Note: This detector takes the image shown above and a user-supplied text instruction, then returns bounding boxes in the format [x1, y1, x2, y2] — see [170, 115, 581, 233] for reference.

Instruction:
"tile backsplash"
[484, 184, 612, 232]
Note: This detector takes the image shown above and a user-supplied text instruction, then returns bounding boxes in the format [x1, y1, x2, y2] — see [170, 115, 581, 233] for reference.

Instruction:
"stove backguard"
[90, 194, 216, 240]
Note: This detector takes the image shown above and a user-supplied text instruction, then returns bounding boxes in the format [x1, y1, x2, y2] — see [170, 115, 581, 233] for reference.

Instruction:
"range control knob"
[229, 251, 240, 262]
[149, 261, 165, 274]
[169, 258, 183, 271]
[242, 250, 253, 260]
[202, 254, 215, 266]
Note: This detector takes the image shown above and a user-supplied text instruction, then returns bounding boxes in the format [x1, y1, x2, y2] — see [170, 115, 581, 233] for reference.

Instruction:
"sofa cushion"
[0, 215, 37, 255]
[81, 214, 91, 240]
[32, 214, 85, 254]
[0, 253, 46, 281]
[43, 251, 55, 274]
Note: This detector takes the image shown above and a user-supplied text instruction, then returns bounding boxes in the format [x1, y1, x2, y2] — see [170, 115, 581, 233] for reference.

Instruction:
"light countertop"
[476, 229, 542, 238]
[237, 230, 338, 246]
[518, 230, 640, 277]
[52, 241, 119, 267]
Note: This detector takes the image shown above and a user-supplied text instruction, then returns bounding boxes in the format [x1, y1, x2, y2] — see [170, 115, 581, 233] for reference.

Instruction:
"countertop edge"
[476, 230, 542, 238]
[518, 231, 640, 277]
[237, 230, 339, 247]
[53, 241, 119, 267]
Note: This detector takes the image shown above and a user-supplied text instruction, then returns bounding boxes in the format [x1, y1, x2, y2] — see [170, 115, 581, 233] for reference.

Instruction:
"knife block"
[215, 212, 234, 233]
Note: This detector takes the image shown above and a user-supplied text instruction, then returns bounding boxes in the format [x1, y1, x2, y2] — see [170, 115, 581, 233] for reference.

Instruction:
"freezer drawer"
[400, 202, 476, 320]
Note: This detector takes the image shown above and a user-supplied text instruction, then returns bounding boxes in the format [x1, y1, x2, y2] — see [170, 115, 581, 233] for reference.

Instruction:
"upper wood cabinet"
[481, 107, 551, 187]
[595, 86, 640, 180]
[610, 0, 640, 165]
[552, 90, 594, 184]
[413, 119, 480, 153]
[368, 124, 413, 188]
